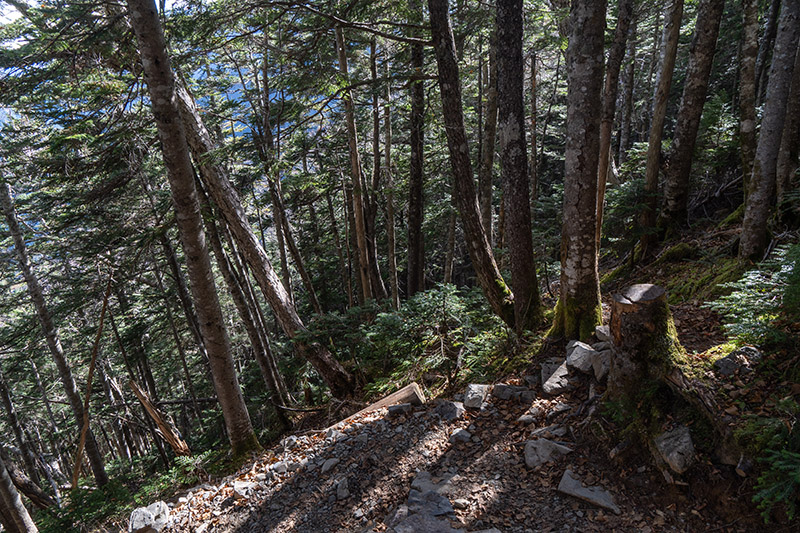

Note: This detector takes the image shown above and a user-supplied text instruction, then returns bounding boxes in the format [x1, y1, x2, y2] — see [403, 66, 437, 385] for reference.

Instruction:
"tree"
[428, 0, 515, 328]
[407, 0, 426, 297]
[740, 0, 800, 261]
[639, 0, 684, 257]
[0, 181, 109, 486]
[125, 0, 259, 456]
[0, 452, 38, 533]
[739, 0, 759, 195]
[660, 0, 726, 232]
[496, 0, 542, 331]
[550, 0, 606, 341]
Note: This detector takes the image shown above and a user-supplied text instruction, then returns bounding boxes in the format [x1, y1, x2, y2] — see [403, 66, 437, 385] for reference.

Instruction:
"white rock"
[463, 384, 490, 408]
[557, 469, 620, 514]
[595, 325, 611, 342]
[542, 360, 573, 395]
[654, 426, 695, 474]
[523, 438, 572, 468]
[449, 428, 472, 443]
[592, 349, 611, 381]
[566, 342, 597, 374]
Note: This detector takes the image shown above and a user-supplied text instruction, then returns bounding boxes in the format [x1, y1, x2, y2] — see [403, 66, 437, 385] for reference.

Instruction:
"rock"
[557, 469, 620, 514]
[491, 383, 528, 401]
[566, 340, 580, 353]
[452, 498, 469, 509]
[321, 458, 340, 474]
[519, 390, 537, 403]
[326, 428, 345, 440]
[471, 530, 503, 533]
[272, 461, 288, 474]
[233, 481, 256, 500]
[282, 435, 298, 450]
[592, 341, 611, 351]
[516, 406, 543, 424]
[449, 428, 472, 443]
[654, 426, 695, 474]
[714, 347, 761, 376]
[463, 384, 490, 409]
[337, 477, 350, 500]
[523, 375, 539, 388]
[388, 403, 413, 417]
[595, 325, 611, 342]
[566, 343, 596, 374]
[407, 489, 454, 516]
[542, 359, 573, 396]
[392, 513, 464, 533]
[434, 401, 465, 421]
[530, 424, 567, 438]
[523, 439, 572, 468]
[545, 402, 571, 420]
[592, 349, 611, 381]
[129, 501, 169, 533]
[736, 454, 754, 477]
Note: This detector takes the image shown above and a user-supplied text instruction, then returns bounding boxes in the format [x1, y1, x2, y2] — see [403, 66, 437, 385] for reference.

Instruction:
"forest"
[0, 0, 798, 530]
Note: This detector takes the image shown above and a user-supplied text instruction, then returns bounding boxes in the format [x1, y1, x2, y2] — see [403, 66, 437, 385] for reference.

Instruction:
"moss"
[548, 294, 602, 341]
[652, 242, 698, 267]
[600, 261, 631, 287]
[716, 203, 744, 229]
[231, 432, 262, 458]
[664, 256, 747, 304]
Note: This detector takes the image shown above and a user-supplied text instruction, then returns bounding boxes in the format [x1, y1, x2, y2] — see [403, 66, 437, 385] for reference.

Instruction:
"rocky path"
[131, 333, 758, 533]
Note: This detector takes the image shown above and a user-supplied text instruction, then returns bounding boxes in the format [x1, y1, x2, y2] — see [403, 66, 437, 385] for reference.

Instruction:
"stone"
[392, 513, 464, 533]
[530, 424, 567, 439]
[654, 426, 695, 474]
[449, 428, 472, 443]
[595, 325, 611, 342]
[492, 383, 527, 401]
[542, 360, 573, 396]
[557, 469, 620, 514]
[326, 428, 345, 440]
[519, 390, 537, 404]
[714, 347, 761, 377]
[434, 401, 465, 421]
[272, 461, 288, 474]
[523, 375, 539, 388]
[337, 477, 350, 500]
[129, 501, 169, 533]
[516, 406, 543, 424]
[592, 350, 611, 381]
[566, 343, 596, 374]
[321, 458, 340, 474]
[407, 489, 454, 516]
[545, 402, 571, 420]
[282, 435, 298, 449]
[566, 340, 580, 353]
[592, 341, 611, 351]
[452, 498, 469, 509]
[463, 384, 490, 409]
[388, 403, 413, 417]
[523, 439, 572, 468]
[233, 481, 256, 500]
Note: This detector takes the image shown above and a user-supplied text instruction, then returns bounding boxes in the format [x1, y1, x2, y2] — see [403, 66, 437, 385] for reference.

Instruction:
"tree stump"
[608, 284, 683, 400]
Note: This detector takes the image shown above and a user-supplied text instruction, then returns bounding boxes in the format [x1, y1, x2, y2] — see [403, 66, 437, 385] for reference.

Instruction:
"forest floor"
[152, 297, 781, 533]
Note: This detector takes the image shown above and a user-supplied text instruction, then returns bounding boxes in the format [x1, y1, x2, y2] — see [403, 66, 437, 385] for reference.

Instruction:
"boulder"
[654, 426, 695, 474]
[491, 383, 528, 401]
[449, 428, 472, 444]
[566, 343, 596, 374]
[592, 350, 611, 381]
[407, 489, 454, 516]
[557, 469, 620, 514]
[434, 401, 465, 421]
[714, 347, 762, 377]
[129, 501, 169, 533]
[523, 439, 572, 468]
[463, 384, 490, 409]
[392, 513, 464, 533]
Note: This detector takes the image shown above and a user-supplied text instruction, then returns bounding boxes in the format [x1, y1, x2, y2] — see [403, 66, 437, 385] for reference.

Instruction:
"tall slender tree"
[125, 0, 259, 456]
[550, 0, 606, 340]
[407, 0, 426, 297]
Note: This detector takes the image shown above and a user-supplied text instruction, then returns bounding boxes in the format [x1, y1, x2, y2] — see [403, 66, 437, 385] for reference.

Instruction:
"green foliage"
[706, 245, 800, 346]
[755, 448, 800, 522]
[134, 450, 218, 506]
[37, 479, 132, 533]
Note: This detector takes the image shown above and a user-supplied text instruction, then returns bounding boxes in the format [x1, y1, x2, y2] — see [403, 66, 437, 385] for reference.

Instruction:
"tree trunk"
[776, 45, 800, 210]
[126, 0, 259, 456]
[550, 0, 606, 341]
[619, 20, 637, 165]
[0, 453, 38, 533]
[270, 178, 294, 304]
[497, 0, 543, 332]
[0, 364, 40, 486]
[428, 0, 515, 328]
[755, 0, 783, 103]
[444, 208, 457, 284]
[596, 0, 634, 247]
[408, 0, 426, 297]
[335, 26, 374, 303]
[660, 0, 726, 232]
[640, 0, 684, 257]
[479, 32, 498, 243]
[739, 0, 760, 199]
[529, 51, 538, 201]
[384, 66, 400, 309]
[0, 182, 109, 487]
[326, 190, 353, 308]
[173, 86, 354, 397]
[741, 0, 800, 261]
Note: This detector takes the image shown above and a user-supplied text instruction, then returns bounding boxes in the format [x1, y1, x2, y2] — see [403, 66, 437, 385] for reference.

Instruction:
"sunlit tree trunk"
[479, 32, 498, 242]
[0, 453, 38, 533]
[739, 0, 759, 198]
[126, 0, 259, 455]
[550, 0, 606, 341]
[618, 20, 637, 165]
[661, 0, 725, 232]
[741, 0, 800, 261]
[408, 0, 426, 297]
[0, 363, 39, 485]
[640, 0, 684, 258]
[429, 0, 515, 328]
[0, 182, 109, 486]
[384, 65, 400, 309]
[497, 0, 542, 331]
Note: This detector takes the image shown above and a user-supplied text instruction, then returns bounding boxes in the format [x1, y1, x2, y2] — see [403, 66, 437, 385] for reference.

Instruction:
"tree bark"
[619, 20, 637, 165]
[739, 0, 759, 198]
[740, 0, 800, 261]
[550, 0, 606, 341]
[755, 0, 783, 102]
[384, 65, 400, 309]
[0, 364, 39, 486]
[428, 0, 515, 328]
[408, 0, 426, 297]
[640, 0, 684, 257]
[497, 0, 543, 331]
[596, 0, 634, 247]
[660, 0, 726, 231]
[776, 44, 800, 209]
[0, 452, 38, 533]
[173, 86, 354, 397]
[126, 0, 259, 456]
[479, 32, 498, 243]
[0, 182, 109, 486]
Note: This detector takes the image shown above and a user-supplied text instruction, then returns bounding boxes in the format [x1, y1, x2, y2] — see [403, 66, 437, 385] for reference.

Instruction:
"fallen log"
[129, 380, 191, 457]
